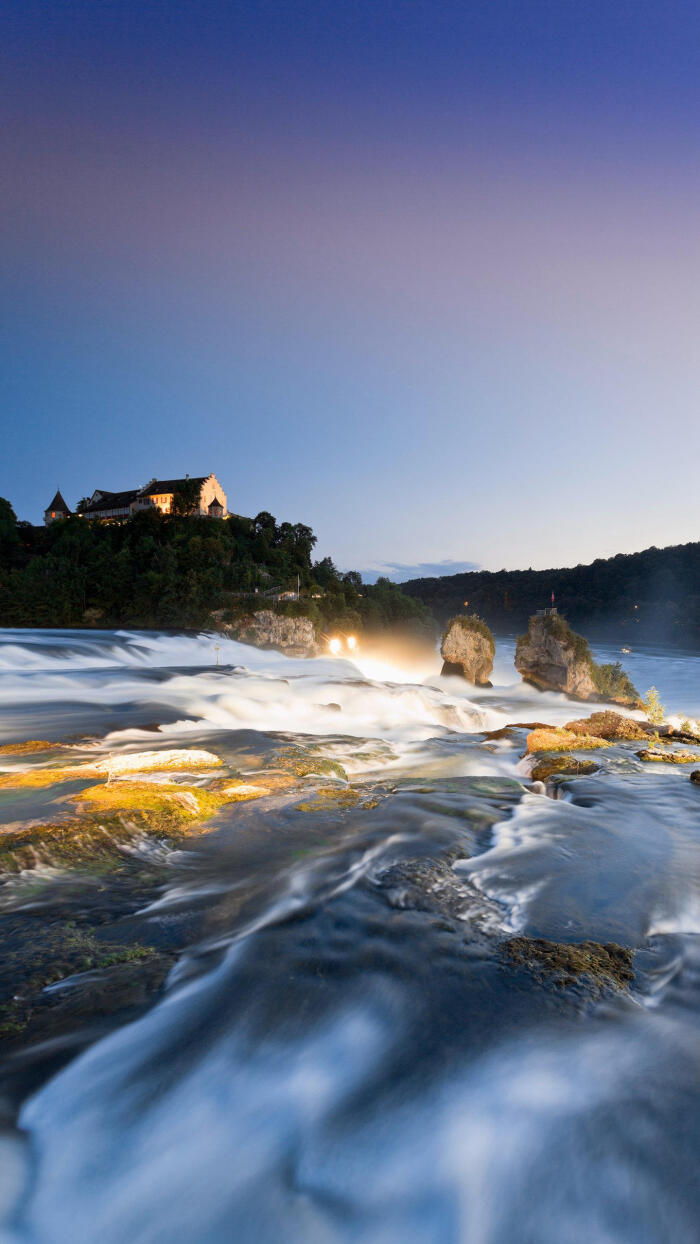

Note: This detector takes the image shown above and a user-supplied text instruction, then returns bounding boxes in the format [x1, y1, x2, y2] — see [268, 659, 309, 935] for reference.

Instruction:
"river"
[0, 627, 699, 1243]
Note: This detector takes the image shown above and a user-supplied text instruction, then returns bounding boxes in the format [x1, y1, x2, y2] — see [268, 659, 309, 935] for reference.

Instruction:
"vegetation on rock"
[643, 686, 665, 726]
[444, 613, 495, 650]
[516, 613, 640, 705]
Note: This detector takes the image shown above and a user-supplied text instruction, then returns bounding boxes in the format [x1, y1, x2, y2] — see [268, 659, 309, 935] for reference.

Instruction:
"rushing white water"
[1, 628, 699, 1244]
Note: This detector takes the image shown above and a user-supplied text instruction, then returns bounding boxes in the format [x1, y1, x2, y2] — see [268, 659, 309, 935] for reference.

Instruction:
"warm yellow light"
[346, 635, 357, 651]
[329, 637, 342, 655]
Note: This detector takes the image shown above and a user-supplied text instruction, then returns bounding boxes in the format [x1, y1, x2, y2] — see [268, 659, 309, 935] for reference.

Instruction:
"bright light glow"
[328, 637, 342, 655]
[346, 635, 357, 651]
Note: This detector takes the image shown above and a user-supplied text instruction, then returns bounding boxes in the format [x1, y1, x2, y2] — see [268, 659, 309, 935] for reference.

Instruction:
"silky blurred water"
[0, 628, 699, 1244]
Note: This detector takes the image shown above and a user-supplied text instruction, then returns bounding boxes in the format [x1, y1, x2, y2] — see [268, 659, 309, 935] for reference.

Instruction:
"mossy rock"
[0, 925, 174, 1049]
[565, 711, 648, 742]
[502, 937, 634, 992]
[275, 748, 347, 782]
[0, 779, 241, 875]
[526, 728, 610, 754]
[636, 749, 700, 765]
[295, 786, 365, 813]
[0, 740, 64, 757]
[690, 771, 700, 786]
[530, 754, 599, 783]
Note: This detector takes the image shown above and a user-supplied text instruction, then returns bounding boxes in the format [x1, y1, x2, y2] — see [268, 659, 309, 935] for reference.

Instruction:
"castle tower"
[44, 490, 72, 525]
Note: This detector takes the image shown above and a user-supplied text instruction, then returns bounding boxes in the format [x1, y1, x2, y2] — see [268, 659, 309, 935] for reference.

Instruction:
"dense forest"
[402, 542, 700, 649]
[0, 498, 434, 637]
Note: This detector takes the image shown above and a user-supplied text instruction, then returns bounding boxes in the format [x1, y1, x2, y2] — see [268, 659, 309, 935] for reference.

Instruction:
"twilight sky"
[1, 1, 699, 579]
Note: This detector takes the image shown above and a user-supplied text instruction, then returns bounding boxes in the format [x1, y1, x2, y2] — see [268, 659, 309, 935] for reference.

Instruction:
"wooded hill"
[0, 499, 434, 637]
[401, 542, 700, 649]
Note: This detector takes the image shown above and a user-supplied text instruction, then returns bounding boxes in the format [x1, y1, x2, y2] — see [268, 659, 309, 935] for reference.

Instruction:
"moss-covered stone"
[220, 782, 270, 801]
[0, 765, 89, 790]
[530, 754, 599, 782]
[502, 937, 634, 992]
[526, 728, 610, 754]
[295, 786, 365, 813]
[275, 748, 347, 782]
[0, 779, 243, 875]
[0, 740, 63, 757]
[0, 747, 224, 792]
[0, 920, 173, 1047]
[636, 749, 700, 765]
[564, 711, 648, 741]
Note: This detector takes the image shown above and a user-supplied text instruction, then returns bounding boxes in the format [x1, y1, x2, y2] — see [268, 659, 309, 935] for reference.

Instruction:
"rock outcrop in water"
[221, 610, 318, 657]
[564, 711, 648, 741]
[502, 937, 634, 993]
[440, 615, 495, 684]
[515, 613, 640, 706]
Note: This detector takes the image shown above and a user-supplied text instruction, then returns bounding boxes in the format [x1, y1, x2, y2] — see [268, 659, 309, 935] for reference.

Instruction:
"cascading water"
[0, 628, 699, 1243]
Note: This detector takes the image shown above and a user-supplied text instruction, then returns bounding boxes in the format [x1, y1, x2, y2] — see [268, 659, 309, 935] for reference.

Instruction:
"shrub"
[644, 687, 665, 726]
[591, 661, 640, 703]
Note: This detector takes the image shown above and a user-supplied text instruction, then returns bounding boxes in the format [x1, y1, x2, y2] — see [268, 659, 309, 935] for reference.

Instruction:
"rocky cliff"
[221, 611, 319, 658]
[440, 615, 495, 685]
[515, 614, 640, 706]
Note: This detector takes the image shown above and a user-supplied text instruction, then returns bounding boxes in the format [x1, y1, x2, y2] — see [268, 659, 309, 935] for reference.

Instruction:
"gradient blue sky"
[1, 1, 699, 578]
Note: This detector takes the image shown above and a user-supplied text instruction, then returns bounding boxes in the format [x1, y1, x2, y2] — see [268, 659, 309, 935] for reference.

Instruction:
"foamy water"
[1, 628, 699, 1244]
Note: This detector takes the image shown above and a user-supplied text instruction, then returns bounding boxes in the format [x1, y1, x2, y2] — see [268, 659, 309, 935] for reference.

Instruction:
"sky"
[1, 1, 699, 580]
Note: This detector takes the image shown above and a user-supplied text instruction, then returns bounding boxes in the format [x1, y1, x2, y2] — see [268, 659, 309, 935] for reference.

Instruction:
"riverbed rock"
[515, 614, 640, 706]
[636, 748, 700, 765]
[691, 771, 700, 785]
[564, 711, 648, 741]
[502, 937, 634, 992]
[529, 754, 600, 783]
[94, 748, 222, 776]
[440, 615, 495, 685]
[222, 611, 319, 657]
[526, 727, 610, 754]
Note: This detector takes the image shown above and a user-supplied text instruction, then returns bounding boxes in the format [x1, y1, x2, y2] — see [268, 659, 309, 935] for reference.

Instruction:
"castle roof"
[46, 490, 71, 514]
[82, 489, 140, 514]
[139, 477, 206, 496]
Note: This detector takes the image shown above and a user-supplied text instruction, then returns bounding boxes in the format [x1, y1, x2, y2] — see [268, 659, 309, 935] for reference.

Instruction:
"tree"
[252, 511, 277, 537]
[171, 480, 202, 516]
[343, 570, 363, 589]
[0, 496, 19, 567]
[312, 556, 337, 588]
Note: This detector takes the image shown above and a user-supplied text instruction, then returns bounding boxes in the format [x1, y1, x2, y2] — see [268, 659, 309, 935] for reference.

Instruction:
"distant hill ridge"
[401, 542, 700, 649]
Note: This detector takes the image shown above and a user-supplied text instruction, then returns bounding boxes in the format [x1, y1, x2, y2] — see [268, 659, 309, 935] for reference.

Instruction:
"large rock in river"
[222, 611, 319, 658]
[440, 615, 495, 685]
[515, 613, 640, 706]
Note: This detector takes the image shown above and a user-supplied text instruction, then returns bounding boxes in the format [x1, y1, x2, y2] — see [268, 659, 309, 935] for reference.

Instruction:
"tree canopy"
[0, 500, 434, 638]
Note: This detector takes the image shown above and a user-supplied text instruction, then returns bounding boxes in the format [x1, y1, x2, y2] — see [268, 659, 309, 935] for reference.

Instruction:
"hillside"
[0, 498, 433, 638]
[401, 542, 700, 649]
